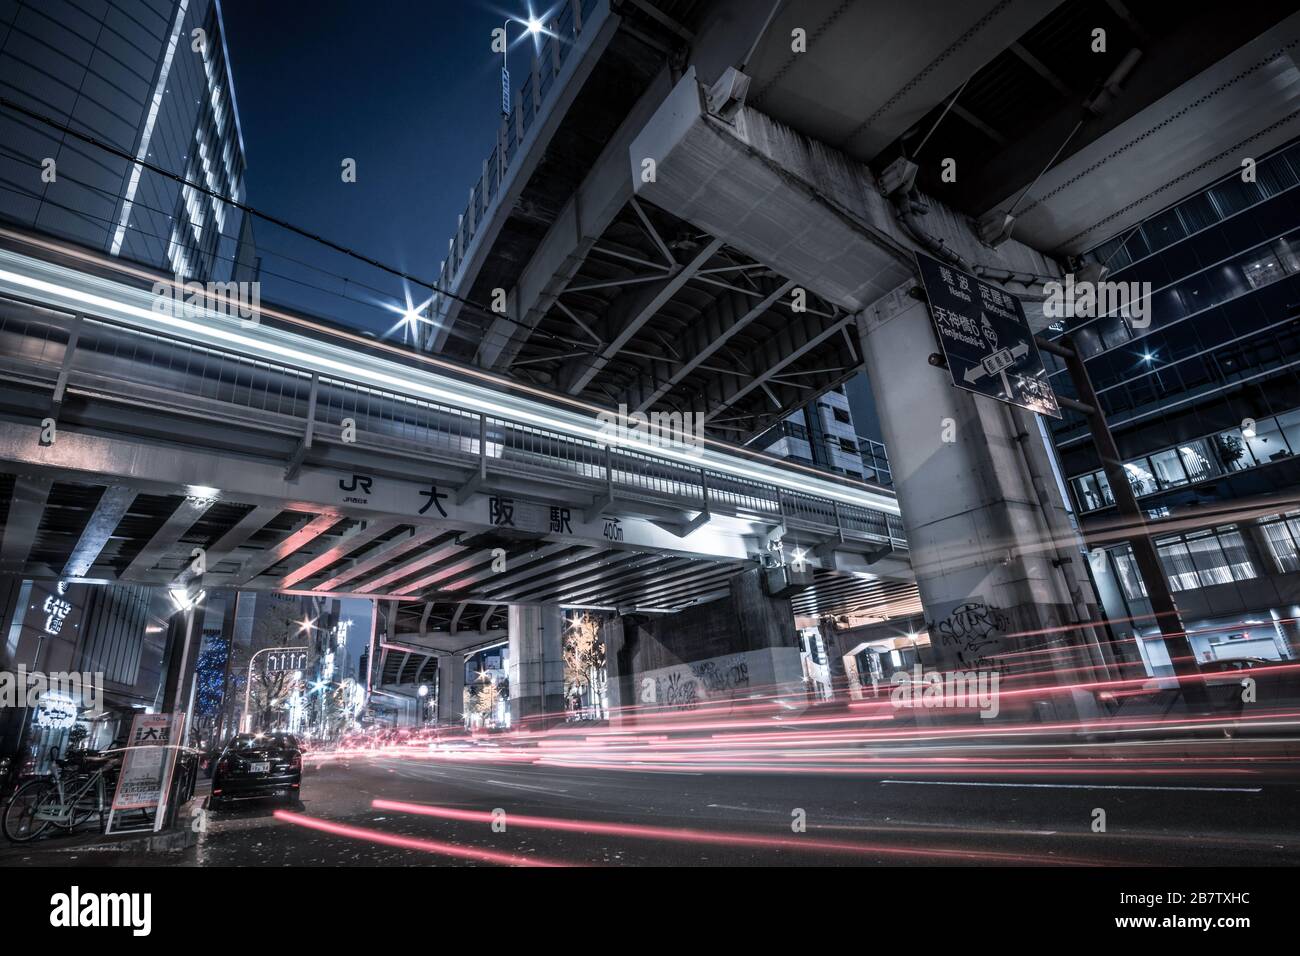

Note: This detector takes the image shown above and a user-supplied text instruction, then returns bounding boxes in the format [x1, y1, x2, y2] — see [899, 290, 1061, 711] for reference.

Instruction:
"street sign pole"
[1037, 335, 1208, 709]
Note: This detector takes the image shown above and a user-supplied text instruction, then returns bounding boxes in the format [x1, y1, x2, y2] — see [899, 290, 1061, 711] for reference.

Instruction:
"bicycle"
[2, 746, 120, 843]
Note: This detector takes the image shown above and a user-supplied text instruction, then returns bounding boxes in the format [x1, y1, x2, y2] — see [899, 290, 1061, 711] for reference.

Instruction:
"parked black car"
[210, 733, 302, 809]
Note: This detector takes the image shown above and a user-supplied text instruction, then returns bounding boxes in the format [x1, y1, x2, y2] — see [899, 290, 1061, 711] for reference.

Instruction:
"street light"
[499, 10, 547, 116]
[417, 684, 429, 727]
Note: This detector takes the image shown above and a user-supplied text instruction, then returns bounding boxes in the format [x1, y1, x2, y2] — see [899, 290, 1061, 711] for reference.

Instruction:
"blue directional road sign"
[915, 251, 1060, 419]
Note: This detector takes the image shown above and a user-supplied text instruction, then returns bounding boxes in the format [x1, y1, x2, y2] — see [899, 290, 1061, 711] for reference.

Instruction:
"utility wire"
[0, 95, 499, 324]
[0, 98, 825, 424]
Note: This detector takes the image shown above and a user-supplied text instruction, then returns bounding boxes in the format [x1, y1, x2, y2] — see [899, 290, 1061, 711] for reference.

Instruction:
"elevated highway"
[0, 233, 918, 628]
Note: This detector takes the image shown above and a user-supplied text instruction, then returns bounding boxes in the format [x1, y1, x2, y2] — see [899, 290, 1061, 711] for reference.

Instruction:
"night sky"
[220, 0, 553, 330]
[217, 0, 886, 443]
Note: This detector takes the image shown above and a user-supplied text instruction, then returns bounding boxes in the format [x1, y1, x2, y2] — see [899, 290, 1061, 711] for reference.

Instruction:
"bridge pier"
[606, 568, 804, 723]
[435, 653, 466, 729]
[859, 288, 1110, 703]
[507, 605, 566, 729]
[629, 70, 1110, 706]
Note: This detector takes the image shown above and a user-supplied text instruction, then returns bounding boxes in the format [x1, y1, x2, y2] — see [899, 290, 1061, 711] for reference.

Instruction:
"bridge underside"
[0, 466, 921, 622]
[0, 243, 917, 622]
[0, 468, 751, 611]
[467, 197, 861, 444]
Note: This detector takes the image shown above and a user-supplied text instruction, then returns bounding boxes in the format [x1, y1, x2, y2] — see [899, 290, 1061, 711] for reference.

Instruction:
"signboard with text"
[916, 252, 1060, 418]
[109, 713, 178, 813]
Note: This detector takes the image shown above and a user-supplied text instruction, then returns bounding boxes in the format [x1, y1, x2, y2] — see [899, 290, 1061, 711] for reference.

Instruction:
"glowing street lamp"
[498, 10, 547, 116]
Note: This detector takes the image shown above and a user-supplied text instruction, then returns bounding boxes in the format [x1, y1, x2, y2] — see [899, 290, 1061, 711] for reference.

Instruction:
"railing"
[0, 302, 906, 552]
[436, 0, 601, 300]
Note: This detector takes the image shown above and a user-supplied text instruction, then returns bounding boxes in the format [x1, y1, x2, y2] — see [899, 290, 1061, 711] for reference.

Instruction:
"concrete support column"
[614, 569, 805, 721]
[508, 605, 565, 728]
[160, 605, 202, 724]
[436, 654, 466, 727]
[213, 591, 240, 745]
[602, 613, 631, 720]
[816, 616, 857, 697]
[859, 288, 1105, 707]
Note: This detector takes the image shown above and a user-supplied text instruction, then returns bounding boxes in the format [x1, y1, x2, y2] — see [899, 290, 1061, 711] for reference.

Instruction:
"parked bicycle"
[1, 746, 121, 842]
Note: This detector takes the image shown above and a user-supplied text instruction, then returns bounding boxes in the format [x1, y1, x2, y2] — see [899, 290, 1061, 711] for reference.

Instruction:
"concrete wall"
[608, 568, 803, 717]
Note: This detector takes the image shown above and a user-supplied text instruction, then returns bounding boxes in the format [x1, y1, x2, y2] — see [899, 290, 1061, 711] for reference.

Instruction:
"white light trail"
[0, 248, 900, 514]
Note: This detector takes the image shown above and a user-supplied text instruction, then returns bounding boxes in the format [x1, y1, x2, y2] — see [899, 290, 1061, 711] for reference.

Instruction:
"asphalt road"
[182, 744, 1300, 867]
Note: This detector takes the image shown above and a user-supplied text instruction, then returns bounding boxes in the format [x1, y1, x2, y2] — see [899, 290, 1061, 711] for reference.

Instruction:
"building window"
[1176, 439, 1221, 483]
[1068, 411, 1300, 512]
[1244, 415, 1294, 465]
[1109, 546, 1147, 601]
[1148, 447, 1188, 488]
[1123, 458, 1158, 497]
[1072, 471, 1113, 511]
[1156, 539, 1203, 591]
[1155, 527, 1257, 591]
[1214, 428, 1254, 471]
[1258, 513, 1300, 573]
[1277, 409, 1300, 456]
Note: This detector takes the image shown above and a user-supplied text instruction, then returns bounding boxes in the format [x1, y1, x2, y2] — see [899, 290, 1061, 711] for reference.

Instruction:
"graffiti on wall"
[649, 654, 752, 711]
[690, 657, 749, 694]
[933, 601, 1008, 670]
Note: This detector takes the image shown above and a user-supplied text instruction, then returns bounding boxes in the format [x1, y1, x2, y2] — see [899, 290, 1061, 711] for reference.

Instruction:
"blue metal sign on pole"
[915, 251, 1061, 419]
[501, 67, 511, 116]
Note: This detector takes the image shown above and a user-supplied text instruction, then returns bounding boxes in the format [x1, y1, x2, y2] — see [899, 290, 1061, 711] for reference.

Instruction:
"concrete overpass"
[422, 0, 1300, 699]
[0, 225, 921, 724]
[433, 0, 1300, 424]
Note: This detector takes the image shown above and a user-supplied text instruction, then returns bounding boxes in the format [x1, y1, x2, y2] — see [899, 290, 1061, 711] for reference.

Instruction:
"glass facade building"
[1044, 138, 1300, 673]
[751, 387, 893, 487]
[0, 0, 248, 281]
[0, 0, 250, 773]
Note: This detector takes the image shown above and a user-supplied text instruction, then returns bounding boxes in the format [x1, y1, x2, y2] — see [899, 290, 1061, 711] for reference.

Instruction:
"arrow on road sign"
[964, 341, 1030, 384]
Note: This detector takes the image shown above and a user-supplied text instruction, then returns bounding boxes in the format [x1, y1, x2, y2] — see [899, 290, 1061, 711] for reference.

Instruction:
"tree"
[195, 636, 228, 719]
[248, 667, 295, 732]
[564, 614, 607, 719]
[245, 594, 310, 732]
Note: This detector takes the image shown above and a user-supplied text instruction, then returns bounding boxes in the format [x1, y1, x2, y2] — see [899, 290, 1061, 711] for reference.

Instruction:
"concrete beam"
[62, 485, 137, 579]
[0, 476, 50, 573]
[230, 512, 341, 586]
[274, 517, 402, 590]
[476, 69, 675, 370]
[630, 67, 1053, 310]
[120, 494, 215, 580]
[172, 504, 278, 587]
[702, 312, 853, 421]
[350, 538, 465, 594]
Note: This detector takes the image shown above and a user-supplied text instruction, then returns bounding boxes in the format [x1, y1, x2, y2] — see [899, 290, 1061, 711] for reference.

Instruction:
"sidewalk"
[0, 784, 205, 867]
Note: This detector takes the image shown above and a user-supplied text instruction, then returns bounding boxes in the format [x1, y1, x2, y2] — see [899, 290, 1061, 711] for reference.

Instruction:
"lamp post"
[417, 684, 429, 727]
[499, 13, 544, 116]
